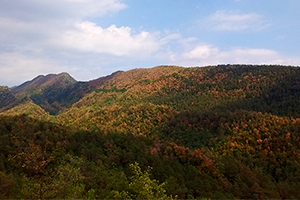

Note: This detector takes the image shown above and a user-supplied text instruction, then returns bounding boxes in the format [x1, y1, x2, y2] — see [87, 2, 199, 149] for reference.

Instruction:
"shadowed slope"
[0, 86, 21, 111]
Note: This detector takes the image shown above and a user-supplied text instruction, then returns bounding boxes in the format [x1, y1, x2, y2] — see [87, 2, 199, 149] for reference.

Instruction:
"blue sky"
[0, 0, 299, 86]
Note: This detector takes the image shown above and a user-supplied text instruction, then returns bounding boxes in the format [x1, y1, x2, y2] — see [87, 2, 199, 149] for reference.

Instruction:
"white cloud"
[57, 21, 161, 56]
[0, 0, 160, 59]
[205, 10, 270, 31]
[0, 0, 127, 38]
[171, 45, 300, 67]
[183, 45, 219, 59]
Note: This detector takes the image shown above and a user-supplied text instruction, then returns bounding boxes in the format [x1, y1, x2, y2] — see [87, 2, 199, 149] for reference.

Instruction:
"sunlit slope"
[0, 101, 50, 120]
[56, 65, 300, 140]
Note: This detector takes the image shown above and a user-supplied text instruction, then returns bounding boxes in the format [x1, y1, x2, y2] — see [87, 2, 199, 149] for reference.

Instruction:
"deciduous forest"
[1, 65, 300, 199]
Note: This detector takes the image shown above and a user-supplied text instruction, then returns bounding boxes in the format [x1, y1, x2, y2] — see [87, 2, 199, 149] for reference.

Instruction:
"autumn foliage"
[1, 65, 300, 198]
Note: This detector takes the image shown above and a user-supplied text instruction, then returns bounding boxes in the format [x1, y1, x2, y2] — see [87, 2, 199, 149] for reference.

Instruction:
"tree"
[112, 162, 176, 199]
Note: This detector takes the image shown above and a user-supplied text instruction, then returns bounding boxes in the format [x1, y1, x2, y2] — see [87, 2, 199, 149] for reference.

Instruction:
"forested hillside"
[0, 86, 20, 111]
[1, 65, 300, 199]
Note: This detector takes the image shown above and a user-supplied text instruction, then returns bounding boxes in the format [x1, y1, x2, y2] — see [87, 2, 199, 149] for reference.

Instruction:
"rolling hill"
[1, 64, 300, 199]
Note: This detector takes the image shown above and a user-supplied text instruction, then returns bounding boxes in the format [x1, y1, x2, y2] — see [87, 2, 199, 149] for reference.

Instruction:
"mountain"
[1, 64, 300, 199]
[10, 72, 77, 115]
[12, 72, 77, 96]
[10, 71, 123, 115]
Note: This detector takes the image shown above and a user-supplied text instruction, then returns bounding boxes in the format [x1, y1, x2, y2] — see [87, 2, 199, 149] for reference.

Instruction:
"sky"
[0, 0, 300, 86]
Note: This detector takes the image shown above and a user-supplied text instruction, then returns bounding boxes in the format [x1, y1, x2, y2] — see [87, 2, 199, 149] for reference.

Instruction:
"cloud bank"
[170, 44, 300, 67]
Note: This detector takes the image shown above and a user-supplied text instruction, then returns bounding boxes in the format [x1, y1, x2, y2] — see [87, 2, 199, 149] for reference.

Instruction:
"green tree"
[112, 162, 176, 199]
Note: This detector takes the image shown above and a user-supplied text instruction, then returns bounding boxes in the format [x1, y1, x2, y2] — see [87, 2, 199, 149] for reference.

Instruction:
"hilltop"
[1, 64, 300, 199]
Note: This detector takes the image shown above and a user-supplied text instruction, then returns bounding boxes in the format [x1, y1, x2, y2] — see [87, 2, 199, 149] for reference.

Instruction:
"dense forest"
[1, 64, 300, 199]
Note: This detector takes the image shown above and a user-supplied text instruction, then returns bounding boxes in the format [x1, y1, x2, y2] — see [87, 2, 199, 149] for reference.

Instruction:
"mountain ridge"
[5, 70, 125, 114]
[3, 64, 300, 116]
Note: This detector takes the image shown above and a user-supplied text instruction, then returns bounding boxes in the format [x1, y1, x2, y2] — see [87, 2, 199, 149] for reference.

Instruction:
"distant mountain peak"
[56, 72, 76, 81]
[11, 72, 77, 95]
